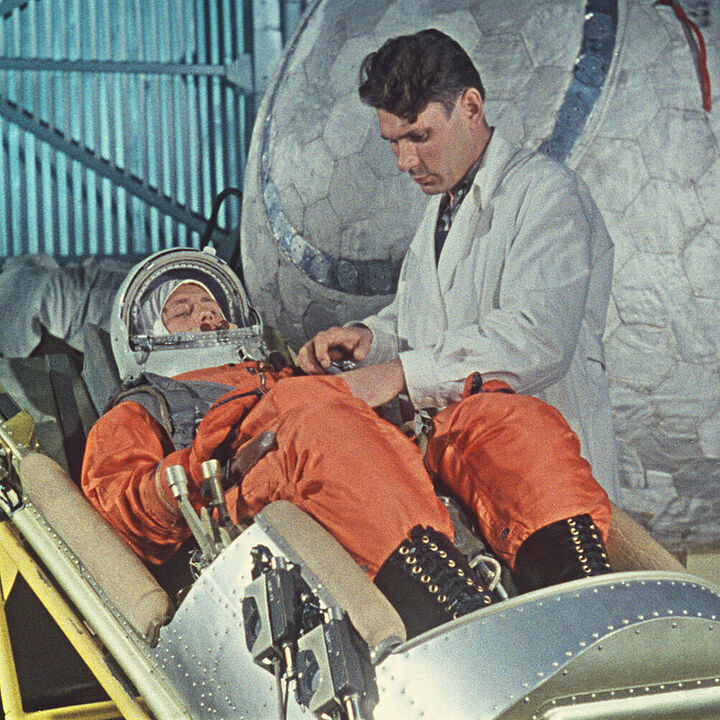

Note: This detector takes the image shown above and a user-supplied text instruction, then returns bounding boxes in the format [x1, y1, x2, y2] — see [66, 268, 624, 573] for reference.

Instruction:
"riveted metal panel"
[370, 573, 720, 720]
[500, 615, 720, 719]
[150, 516, 720, 720]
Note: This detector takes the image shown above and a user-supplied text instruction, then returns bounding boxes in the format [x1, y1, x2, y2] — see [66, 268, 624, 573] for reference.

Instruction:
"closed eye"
[167, 308, 191, 320]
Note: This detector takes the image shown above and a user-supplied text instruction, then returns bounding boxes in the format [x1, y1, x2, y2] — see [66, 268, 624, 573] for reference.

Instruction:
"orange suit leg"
[233, 374, 453, 577]
[425, 388, 611, 570]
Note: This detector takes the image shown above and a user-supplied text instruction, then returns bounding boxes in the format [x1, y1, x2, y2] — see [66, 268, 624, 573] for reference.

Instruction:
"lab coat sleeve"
[356, 292, 401, 364]
[400, 170, 606, 409]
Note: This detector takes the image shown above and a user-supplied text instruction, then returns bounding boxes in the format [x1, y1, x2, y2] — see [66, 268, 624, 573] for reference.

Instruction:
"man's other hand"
[297, 325, 373, 374]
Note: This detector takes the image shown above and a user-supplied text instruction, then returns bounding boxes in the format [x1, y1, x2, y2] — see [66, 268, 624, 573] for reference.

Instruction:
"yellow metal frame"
[0, 520, 155, 719]
[0, 393, 154, 719]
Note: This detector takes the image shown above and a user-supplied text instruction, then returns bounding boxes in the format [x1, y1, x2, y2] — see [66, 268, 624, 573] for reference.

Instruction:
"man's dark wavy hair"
[358, 29, 484, 123]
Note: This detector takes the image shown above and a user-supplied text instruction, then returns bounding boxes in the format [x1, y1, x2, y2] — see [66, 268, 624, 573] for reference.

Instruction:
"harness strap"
[111, 373, 236, 450]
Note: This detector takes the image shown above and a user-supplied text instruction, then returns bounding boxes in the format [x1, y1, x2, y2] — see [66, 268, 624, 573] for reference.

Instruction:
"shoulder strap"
[112, 373, 236, 450]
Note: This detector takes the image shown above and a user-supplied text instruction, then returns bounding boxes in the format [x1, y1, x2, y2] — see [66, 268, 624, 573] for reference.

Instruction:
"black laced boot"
[374, 525, 500, 639]
[514, 514, 612, 593]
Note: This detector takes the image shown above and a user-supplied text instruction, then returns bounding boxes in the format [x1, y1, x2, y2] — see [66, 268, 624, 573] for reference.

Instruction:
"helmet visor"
[128, 263, 252, 333]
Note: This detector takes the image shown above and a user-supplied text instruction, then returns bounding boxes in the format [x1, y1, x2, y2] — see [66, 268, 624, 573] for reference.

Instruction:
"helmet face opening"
[126, 256, 251, 336]
[134, 274, 232, 337]
[112, 248, 267, 382]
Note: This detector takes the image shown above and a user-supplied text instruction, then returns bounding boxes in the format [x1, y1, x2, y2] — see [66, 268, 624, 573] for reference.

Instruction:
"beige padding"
[607, 502, 687, 573]
[256, 501, 407, 656]
[20, 452, 174, 641]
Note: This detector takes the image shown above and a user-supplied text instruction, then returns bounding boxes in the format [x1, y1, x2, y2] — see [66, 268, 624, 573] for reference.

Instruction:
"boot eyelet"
[412, 565, 422, 575]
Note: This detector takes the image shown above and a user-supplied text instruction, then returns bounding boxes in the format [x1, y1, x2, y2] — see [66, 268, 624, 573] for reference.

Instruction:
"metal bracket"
[0, 403, 39, 516]
[243, 545, 377, 720]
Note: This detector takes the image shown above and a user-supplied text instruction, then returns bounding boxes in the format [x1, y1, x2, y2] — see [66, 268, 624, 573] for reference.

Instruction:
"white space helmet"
[111, 247, 267, 383]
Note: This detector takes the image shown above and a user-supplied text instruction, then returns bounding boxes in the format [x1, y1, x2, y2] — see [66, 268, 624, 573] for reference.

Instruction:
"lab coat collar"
[470, 131, 520, 211]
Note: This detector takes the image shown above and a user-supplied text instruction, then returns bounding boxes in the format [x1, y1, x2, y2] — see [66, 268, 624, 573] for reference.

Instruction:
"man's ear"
[460, 87, 485, 126]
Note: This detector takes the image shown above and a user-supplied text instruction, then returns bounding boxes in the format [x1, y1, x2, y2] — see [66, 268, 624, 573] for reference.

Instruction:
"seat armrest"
[255, 500, 406, 660]
[20, 452, 173, 642]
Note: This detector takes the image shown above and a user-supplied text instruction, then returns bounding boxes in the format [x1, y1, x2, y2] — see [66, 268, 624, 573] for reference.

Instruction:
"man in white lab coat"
[298, 29, 617, 600]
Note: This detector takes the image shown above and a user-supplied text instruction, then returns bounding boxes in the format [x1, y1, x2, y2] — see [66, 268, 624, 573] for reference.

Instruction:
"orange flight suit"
[82, 367, 610, 577]
[82, 365, 451, 576]
[426, 379, 612, 568]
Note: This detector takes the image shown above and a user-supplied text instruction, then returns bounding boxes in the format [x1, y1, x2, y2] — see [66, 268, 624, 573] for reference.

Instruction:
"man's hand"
[341, 359, 406, 407]
[297, 325, 373, 374]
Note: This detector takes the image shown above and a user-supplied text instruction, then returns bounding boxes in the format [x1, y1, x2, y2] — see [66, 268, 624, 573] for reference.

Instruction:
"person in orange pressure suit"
[83, 271, 611, 636]
[83, 247, 487, 638]
[82, 251, 449, 573]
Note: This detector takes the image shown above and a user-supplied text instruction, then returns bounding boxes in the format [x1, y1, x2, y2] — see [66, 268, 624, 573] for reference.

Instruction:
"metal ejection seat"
[3, 323, 720, 720]
[0, 341, 177, 718]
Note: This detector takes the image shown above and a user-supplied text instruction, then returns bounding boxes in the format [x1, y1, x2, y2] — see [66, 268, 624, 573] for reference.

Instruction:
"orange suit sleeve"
[81, 401, 199, 565]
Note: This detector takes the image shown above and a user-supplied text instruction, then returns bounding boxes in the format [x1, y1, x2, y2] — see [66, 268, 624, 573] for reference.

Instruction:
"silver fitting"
[165, 464, 190, 502]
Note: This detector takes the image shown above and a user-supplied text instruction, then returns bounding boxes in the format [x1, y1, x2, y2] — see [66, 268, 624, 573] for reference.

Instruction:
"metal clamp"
[242, 545, 376, 720]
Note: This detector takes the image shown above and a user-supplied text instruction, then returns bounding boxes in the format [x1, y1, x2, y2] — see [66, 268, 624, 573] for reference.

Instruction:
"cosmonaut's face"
[161, 282, 228, 333]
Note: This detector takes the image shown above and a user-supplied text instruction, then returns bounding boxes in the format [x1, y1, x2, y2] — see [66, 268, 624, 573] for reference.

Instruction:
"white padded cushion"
[20, 452, 173, 641]
[607, 502, 687, 573]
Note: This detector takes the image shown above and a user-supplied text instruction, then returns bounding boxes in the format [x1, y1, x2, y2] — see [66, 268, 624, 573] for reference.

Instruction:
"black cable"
[283, 676, 291, 720]
[199, 187, 245, 280]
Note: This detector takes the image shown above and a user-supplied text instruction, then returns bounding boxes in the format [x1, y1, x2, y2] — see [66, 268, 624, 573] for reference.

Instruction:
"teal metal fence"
[0, 0, 306, 259]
